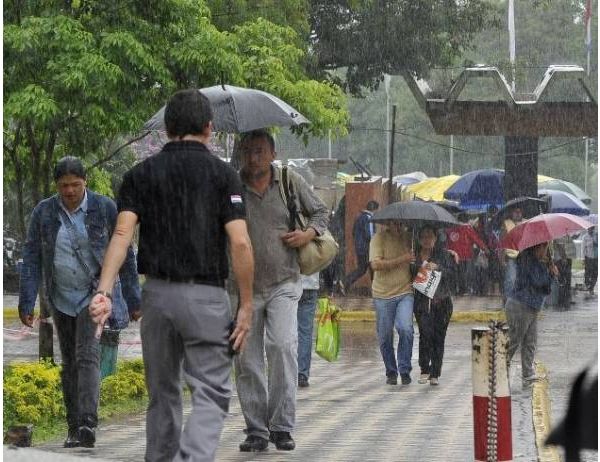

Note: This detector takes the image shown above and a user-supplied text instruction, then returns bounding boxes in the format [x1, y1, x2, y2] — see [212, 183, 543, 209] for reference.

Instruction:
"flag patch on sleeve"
[230, 195, 243, 204]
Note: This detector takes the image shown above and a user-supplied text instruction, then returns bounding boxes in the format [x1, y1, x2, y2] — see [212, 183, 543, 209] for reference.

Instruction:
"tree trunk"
[6, 126, 27, 241]
[43, 130, 57, 197]
[26, 123, 42, 206]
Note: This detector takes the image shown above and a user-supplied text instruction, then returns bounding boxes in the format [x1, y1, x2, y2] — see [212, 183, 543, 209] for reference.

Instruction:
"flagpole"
[584, 0, 592, 192]
[508, 0, 516, 94]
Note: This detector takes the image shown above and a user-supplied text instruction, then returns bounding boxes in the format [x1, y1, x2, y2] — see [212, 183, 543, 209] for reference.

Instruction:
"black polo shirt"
[117, 140, 246, 286]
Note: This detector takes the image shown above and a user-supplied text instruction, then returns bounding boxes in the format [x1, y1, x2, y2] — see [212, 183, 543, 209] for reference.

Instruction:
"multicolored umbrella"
[499, 213, 593, 251]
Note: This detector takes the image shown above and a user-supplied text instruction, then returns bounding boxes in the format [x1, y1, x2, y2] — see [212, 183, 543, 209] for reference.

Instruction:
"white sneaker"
[429, 377, 439, 386]
[418, 373, 429, 384]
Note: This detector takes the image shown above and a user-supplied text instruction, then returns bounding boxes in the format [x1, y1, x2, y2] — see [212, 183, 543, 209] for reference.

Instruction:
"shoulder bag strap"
[57, 208, 97, 281]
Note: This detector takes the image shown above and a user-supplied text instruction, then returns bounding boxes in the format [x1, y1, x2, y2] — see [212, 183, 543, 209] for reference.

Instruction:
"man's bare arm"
[225, 219, 254, 352]
[89, 211, 138, 326]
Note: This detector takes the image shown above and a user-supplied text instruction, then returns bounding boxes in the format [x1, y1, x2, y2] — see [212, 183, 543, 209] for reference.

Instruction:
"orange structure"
[344, 176, 391, 292]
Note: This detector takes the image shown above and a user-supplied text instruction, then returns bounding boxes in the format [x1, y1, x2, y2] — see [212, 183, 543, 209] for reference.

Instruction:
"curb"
[3, 307, 506, 324]
[338, 310, 505, 323]
[531, 362, 561, 462]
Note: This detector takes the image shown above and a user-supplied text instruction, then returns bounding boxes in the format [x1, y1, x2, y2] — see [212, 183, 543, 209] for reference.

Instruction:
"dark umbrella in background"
[538, 189, 590, 216]
[492, 196, 548, 229]
[372, 201, 459, 256]
[444, 168, 505, 211]
[371, 201, 459, 228]
[143, 85, 310, 133]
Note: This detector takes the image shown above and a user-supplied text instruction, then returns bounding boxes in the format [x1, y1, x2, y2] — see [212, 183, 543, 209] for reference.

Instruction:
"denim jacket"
[512, 253, 553, 311]
[18, 190, 141, 329]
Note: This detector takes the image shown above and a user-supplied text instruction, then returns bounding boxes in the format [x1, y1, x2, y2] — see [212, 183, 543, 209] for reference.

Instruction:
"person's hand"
[89, 293, 112, 326]
[19, 312, 34, 328]
[229, 302, 253, 352]
[549, 263, 559, 277]
[130, 309, 142, 322]
[448, 250, 459, 264]
[404, 252, 416, 264]
[281, 229, 315, 248]
[426, 262, 439, 271]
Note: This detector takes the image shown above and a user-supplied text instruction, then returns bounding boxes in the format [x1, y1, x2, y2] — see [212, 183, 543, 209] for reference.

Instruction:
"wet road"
[4, 292, 598, 461]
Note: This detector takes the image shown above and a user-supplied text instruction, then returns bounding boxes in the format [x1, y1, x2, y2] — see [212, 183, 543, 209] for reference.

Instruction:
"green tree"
[4, 0, 348, 239]
[308, 0, 497, 94]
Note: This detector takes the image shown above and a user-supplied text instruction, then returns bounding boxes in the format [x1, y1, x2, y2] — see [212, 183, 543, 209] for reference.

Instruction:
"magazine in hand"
[412, 261, 441, 299]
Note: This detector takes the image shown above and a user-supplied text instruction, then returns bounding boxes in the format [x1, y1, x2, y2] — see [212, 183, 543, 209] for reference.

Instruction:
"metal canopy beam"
[426, 101, 597, 137]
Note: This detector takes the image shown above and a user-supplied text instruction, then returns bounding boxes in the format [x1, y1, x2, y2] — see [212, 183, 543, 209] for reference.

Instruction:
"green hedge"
[4, 358, 147, 432]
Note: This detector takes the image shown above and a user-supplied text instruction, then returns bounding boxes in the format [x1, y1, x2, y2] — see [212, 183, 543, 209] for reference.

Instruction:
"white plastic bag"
[412, 261, 442, 299]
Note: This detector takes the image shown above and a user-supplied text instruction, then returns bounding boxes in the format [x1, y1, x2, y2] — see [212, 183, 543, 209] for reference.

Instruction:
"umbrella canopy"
[404, 175, 460, 201]
[444, 169, 504, 210]
[371, 201, 459, 227]
[492, 196, 548, 228]
[392, 174, 422, 186]
[143, 85, 310, 133]
[538, 179, 592, 205]
[538, 189, 590, 216]
[499, 213, 593, 251]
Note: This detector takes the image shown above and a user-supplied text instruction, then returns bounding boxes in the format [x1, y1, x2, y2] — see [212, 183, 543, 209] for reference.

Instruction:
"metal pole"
[328, 129, 332, 160]
[508, 0, 516, 94]
[388, 105, 397, 204]
[384, 74, 391, 176]
[584, 7, 591, 193]
[450, 135, 454, 175]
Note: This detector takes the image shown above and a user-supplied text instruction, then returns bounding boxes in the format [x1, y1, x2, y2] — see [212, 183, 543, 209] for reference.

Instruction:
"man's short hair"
[164, 89, 213, 138]
[240, 129, 275, 152]
[54, 156, 86, 181]
[366, 200, 379, 211]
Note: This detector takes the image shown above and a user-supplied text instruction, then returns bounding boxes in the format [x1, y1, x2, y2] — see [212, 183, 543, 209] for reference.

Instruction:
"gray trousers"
[141, 278, 233, 462]
[505, 297, 538, 379]
[233, 280, 302, 440]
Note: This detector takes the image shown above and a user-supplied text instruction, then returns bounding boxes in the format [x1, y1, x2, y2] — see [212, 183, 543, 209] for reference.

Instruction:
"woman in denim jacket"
[18, 157, 141, 448]
[505, 242, 558, 387]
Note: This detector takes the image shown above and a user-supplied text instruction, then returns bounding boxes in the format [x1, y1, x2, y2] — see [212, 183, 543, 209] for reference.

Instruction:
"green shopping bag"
[315, 297, 341, 362]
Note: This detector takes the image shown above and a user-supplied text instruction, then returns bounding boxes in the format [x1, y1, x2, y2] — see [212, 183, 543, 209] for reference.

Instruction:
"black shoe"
[78, 426, 96, 448]
[400, 374, 412, 385]
[269, 431, 295, 450]
[298, 375, 309, 388]
[239, 435, 269, 452]
[386, 376, 397, 385]
[64, 428, 80, 448]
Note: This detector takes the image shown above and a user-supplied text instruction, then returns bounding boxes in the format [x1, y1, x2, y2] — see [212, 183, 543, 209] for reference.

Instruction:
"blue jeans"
[374, 294, 414, 377]
[297, 289, 319, 379]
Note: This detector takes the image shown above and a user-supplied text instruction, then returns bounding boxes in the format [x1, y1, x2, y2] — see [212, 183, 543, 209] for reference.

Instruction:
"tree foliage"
[3, 0, 348, 239]
[308, 0, 497, 94]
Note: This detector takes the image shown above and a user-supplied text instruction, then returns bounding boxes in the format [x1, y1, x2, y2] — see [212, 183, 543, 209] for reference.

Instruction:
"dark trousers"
[414, 296, 453, 379]
[52, 307, 101, 430]
[557, 258, 572, 309]
[345, 252, 370, 289]
[456, 261, 471, 295]
[584, 257, 598, 292]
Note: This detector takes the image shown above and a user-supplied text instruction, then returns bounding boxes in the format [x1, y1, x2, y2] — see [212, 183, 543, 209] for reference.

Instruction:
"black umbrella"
[492, 196, 547, 229]
[143, 85, 310, 133]
[371, 201, 459, 228]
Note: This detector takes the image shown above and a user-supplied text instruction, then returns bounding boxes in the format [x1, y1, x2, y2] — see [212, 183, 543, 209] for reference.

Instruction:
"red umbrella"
[499, 213, 593, 251]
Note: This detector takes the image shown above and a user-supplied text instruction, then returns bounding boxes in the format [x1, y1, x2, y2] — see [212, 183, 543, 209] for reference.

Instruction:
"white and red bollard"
[472, 324, 512, 462]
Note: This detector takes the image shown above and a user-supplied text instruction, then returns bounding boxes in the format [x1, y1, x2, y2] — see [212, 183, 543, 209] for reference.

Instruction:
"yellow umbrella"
[404, 175, 460, 201]
[537, 174, 554, 183]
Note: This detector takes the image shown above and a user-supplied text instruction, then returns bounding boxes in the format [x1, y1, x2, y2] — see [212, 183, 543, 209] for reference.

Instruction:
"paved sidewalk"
[4, 292, 597, 461]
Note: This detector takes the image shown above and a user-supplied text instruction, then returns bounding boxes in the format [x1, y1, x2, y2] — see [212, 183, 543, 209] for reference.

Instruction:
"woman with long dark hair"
[413, 225, 458, 386]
